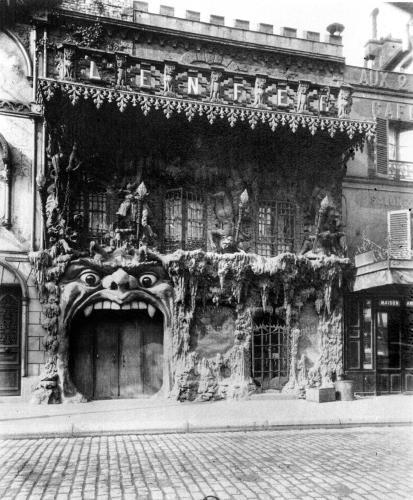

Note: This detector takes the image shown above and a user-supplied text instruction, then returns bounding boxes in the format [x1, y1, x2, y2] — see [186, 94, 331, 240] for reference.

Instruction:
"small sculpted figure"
[253, 76, 267, 107]
[58, 46, 76, 80]
[296, 81, 310, 113]
[337, 85, 353, 118]
[115, 53, 128, 88]
[209, 71, 222, 102]
[163, 63, 176, 95]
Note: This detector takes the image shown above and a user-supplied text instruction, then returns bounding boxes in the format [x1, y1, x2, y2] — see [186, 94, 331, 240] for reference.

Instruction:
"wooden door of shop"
[0, 287, 21, 395]
[71, 312, 163, 400]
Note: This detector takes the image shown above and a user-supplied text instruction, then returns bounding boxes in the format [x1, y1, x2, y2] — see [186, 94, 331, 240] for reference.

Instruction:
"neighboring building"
[343, 5, 413, 396]
[364, 3, 413, 73]
[0, 0, 411, 403]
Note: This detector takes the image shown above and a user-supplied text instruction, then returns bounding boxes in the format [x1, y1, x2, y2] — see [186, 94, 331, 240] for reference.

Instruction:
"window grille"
[164, 188, 206, 252]
[74, 192, 117, 244]
[251, 322, 289, 390]
[256, 200, 302, 257]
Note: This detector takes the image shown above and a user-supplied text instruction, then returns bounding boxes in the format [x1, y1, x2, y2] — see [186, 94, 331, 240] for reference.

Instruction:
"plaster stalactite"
[29, 243, 352, 403]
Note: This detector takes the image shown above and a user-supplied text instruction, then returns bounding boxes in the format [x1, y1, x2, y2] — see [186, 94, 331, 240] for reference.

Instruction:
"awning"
[354, 259, 413, 291]
[37, 78, 376, 141]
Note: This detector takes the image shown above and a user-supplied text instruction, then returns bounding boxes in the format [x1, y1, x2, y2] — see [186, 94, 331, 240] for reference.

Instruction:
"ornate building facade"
[0, 0, 411, 402]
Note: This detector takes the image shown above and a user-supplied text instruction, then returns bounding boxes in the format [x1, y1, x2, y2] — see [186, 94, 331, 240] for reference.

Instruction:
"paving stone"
[0, 428, 412, 499]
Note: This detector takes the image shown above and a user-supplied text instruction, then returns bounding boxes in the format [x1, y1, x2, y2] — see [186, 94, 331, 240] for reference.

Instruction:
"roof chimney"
[370, 8, 379, 40]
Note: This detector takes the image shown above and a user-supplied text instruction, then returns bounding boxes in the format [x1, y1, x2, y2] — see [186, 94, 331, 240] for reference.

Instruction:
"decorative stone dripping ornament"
[37, 79, 376, 141]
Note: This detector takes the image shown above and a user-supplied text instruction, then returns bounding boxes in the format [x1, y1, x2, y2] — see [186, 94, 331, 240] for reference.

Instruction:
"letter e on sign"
[277, 88, 288, 107]
[140, 69, 151, 88]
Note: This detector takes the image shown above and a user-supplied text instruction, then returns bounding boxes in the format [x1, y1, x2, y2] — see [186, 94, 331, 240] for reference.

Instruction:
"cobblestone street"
[0, 426, 412, 500]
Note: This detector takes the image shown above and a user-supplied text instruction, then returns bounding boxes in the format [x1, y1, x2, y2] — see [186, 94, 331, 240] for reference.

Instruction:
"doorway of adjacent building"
[251, 320, 288, 390]
[70, 311, 163, 400]
[0, 286, 21, 396]
[376, 308, 402, 394]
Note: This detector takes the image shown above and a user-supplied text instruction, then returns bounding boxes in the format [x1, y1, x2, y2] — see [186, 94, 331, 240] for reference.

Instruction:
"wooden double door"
[70, 311, 163, 400]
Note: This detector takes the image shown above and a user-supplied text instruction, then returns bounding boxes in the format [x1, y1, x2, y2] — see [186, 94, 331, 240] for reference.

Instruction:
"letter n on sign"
[188, 76, 199, 95]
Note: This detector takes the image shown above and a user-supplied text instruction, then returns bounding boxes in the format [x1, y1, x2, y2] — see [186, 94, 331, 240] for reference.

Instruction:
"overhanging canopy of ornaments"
[38, 78, 376, 140]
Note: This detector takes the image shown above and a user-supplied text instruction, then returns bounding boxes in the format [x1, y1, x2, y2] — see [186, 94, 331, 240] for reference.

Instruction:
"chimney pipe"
[371, 8, 379, 40]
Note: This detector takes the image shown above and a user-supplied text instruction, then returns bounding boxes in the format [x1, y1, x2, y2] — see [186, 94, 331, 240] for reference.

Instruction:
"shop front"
[346, 262, 413, 395]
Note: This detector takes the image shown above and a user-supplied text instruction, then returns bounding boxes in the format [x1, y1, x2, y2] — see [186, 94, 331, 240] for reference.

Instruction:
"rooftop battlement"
[60, 0, 344, 60]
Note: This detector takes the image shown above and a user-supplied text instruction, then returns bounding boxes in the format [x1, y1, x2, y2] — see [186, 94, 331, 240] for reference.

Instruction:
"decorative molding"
[38, 78, 376, 140]
[0, 100, 32, 114]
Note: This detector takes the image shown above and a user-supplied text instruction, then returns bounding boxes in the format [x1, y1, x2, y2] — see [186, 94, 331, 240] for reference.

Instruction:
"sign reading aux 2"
[358, 69, 408, 90]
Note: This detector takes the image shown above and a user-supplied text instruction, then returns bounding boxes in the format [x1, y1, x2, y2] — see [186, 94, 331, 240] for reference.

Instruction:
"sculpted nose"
[102, 269, 137, 293]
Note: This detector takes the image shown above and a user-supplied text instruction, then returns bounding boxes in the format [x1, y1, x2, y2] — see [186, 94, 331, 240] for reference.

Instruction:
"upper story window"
[74, 191, 118, 244]
[376, 118, 413, 181]
[256, 200, 302, 257]
[163, 188, 206, 252]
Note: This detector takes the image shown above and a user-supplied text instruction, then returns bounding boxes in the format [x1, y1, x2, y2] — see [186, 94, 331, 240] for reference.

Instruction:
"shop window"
[256, 200, 301, 257]
[376, 118, 413, 180]
[164, 188, 206, 252]
[346, 299, 373, 370]
[388, 209, 411, 259]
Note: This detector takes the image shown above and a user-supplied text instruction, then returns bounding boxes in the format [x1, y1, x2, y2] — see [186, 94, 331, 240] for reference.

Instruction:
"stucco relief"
[0, 32, 31, 104]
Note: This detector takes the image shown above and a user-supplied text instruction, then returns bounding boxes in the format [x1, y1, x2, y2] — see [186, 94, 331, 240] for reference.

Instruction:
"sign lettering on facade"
[356, 69, 408, 90]
[188, 76, 199, 95]
[140, 69, 151, 88]
[371, 101, 413, 121]
[379, 299, 400, 307]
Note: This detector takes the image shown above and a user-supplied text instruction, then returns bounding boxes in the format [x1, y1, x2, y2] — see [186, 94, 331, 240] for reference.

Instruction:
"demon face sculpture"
[56, 252, 174, 402]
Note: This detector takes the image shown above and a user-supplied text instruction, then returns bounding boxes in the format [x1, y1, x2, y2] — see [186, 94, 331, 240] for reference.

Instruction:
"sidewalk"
[0, 393, 412, 439]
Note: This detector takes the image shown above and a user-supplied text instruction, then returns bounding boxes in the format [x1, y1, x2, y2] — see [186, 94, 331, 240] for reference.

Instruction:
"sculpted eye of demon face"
[59, 259, 171, 327]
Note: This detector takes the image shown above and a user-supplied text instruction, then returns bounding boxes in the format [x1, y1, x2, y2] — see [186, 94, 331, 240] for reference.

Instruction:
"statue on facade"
[115, 180, 157, 251]
[313, 194, 346, 256]
[115, 52, 128, 88]
[296, 81, 310, 113]
[209, 70, 222, 102]
[337, 84, 353, 118]
[300, 189, 346, 257]
[163, 62, 177, 96]
[253, 76, 267, 107]
[57, 44, 76, 81]
[209, 170, 249, 253]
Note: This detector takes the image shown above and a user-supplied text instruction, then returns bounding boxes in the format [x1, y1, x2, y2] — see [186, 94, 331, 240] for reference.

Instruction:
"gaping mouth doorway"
[69, 309, 163, 400]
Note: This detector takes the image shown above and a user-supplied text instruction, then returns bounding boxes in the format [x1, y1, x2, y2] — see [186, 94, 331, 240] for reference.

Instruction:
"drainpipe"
[30, 119, 38, 252]
[21, 297, 28, 377]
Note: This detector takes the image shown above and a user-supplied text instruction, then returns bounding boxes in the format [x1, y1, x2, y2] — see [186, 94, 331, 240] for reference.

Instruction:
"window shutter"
[376, 117, 388, 175]
[388, 209, 411, 259]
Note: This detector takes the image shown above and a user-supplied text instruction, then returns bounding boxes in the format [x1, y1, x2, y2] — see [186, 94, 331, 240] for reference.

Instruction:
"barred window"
[164, 188, 206, 252]
[256, 200, 302, 257]
[74, 192, 117, 243]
